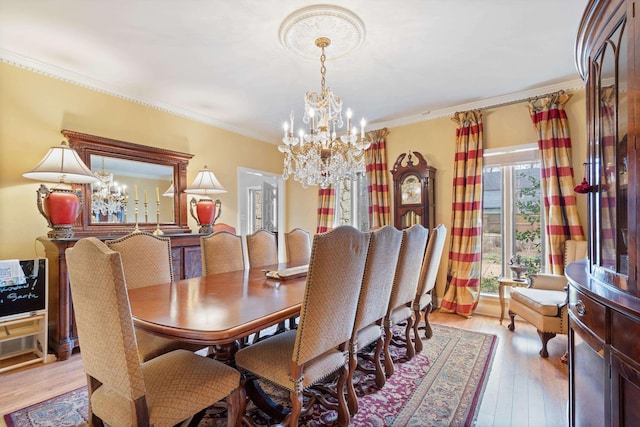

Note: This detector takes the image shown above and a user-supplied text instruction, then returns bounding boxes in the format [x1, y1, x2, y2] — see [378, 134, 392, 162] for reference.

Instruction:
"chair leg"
[347, 348, 359, 416]
[423, 303, 433, 339]
[404, 317, 415, 361]
[287, 390, 303, 427]
[225, 386, 245, 427]
[383, 323, 394, 378]
[507, 310, 516, 331]
[412, 306, 423, 353]
[335, 365, 351, 427]
[538, 331, 556, 358]
[373, 338, 386, 388]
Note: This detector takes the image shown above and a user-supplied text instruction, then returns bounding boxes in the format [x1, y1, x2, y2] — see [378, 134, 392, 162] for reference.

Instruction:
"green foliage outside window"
[514, 171, 542, 275]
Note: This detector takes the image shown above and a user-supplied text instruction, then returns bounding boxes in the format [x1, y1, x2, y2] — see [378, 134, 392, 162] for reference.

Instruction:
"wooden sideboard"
[38, 233, 204, 360]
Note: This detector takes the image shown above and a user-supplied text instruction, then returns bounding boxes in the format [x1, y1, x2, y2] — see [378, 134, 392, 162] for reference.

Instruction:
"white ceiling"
[0, 0, 588, 144]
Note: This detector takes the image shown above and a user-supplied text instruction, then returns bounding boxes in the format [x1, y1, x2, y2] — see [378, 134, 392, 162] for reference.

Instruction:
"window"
[336, 171, 369, 231]
[481, 144, 545, 294]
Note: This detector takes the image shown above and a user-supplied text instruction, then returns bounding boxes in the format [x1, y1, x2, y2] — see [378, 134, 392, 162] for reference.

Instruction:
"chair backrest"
[66, 237, 145, 402]
[213, 223, 237, 234]
[564, 240, 588, 266]
[246, 229, 278, 268]
[415, 224, 448, 298]
[387, 224, 429, 313]
[201, 231, 245, 275]
[353, 226, 403, 334]
[105, 232, 174, 289]
[293, 226, 370, 365]
[285, 228, 311, 263]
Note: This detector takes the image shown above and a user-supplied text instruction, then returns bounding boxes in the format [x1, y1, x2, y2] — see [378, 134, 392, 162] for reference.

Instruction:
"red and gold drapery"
[365, 128, 391, 228]
[528, 90, 585, 274]
[441, 110, 483, 317]
[316, 186, 335, 233]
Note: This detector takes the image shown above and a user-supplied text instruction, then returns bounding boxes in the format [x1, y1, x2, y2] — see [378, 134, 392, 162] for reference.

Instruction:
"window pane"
[481, 166, 503, 294]
[513, 163, 543, 275]
[481, 160, 544, 295]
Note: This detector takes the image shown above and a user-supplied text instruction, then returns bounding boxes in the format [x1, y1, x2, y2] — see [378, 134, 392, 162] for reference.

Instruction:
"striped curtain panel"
[365, 128, 391, 228]
[599, 86, 617, 269]
[316, 186, 335, 233]
[528, 90, 585, 275]
[441, 110, 483, 317]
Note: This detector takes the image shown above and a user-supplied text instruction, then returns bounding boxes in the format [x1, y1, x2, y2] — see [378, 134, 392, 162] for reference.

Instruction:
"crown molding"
[2, 48, 586, 144]
[0, 49, 272, 144]
[368, 78, 586, 131]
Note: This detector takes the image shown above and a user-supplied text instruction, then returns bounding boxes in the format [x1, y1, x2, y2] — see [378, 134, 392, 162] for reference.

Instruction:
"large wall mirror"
[62, 130, 193, 236]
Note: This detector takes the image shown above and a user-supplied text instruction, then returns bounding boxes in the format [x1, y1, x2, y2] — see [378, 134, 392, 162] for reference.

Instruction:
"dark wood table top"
[128, 262, 307, 346]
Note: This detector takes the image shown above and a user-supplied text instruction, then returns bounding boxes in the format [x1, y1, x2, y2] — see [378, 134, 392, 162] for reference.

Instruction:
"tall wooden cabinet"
[39, 234, 204, 360]
[569, 0, 640, 425]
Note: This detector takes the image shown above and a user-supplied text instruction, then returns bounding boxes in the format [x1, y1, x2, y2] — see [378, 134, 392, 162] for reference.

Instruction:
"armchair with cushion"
[508, 239, 588, 358]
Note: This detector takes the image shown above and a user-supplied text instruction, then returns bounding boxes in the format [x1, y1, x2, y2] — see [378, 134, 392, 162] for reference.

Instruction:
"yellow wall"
[0, 63, 283, 259]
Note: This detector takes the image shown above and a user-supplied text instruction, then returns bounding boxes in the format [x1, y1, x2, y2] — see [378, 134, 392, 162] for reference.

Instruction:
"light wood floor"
[0, 311, 568, 427]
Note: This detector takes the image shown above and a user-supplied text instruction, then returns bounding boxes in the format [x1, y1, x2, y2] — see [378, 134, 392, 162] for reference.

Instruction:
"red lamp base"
[36, 185, 82, 238]
[189, 197, 222, 234]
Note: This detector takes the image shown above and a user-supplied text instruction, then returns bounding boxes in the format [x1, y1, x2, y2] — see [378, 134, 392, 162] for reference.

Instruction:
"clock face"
[401, 175, 421, 205]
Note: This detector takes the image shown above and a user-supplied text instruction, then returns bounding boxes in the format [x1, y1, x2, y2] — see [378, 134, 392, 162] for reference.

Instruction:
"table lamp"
[184, 165, 226, 234]
[23, 140, 99, 238]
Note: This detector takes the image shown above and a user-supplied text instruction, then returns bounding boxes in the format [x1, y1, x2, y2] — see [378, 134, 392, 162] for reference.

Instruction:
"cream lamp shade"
[23, 141, 99, 238]
[184, 165, 227, 195]
[23, 141, 98, 184]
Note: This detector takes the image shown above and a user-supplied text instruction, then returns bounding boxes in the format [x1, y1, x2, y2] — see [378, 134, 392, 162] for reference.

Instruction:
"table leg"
[499, 282, 505, 325]
[245, 375, 290, 421]
[213, 341, 240, 365]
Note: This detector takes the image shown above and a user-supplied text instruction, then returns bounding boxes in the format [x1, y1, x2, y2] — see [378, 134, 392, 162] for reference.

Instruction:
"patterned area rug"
[3, 324, 497, 427]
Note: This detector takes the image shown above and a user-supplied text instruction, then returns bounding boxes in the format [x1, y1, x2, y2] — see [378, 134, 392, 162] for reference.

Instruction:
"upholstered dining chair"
[235, 226, 370, 427]
[66, 237, 243, 427]
[246, 229, 278, 268]
[284, 227, 311, 263]
[508, 239, 588, 358]
[412, 224, 448, 353]
[201, 230, 245, 275]
[105, 232, 206, 362]
[346, 225, 403, 415]
[212, 222, 237, 234]
[383, 224, 429, 377]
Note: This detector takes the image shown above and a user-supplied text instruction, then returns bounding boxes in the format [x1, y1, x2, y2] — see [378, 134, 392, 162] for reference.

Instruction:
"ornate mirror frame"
[62, 130, 193, 236]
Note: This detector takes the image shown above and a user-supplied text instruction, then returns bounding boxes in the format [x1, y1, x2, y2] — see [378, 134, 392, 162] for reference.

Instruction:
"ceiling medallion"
[279, 4, 366, 60]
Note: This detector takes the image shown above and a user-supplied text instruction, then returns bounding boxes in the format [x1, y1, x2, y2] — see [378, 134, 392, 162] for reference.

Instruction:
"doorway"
[238, 168, 285, 261]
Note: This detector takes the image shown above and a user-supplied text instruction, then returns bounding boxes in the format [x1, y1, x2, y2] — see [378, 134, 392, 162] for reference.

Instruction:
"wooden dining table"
[128, 261, 308, 420]
[128, 261, 308, 364]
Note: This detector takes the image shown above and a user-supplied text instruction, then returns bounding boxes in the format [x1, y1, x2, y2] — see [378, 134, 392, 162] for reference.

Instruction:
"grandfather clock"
[391, 151, 436, 230]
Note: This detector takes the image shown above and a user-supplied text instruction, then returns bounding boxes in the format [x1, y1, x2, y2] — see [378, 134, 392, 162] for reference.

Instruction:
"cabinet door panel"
[611, 350, 640, 426]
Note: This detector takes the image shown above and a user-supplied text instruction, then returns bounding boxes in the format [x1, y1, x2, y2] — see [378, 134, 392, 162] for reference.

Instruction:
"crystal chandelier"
[278, 37, 370, 189]
[91, 166, 126, 222]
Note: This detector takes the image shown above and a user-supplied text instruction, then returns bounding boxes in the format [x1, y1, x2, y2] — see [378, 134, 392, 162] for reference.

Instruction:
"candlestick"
[153, 199, 163, 235]
[133, 198, 140, 233]
[144, 200, 148, 223]
[134, 185, 138, 201]
[144, 190, 147, 204]
[156, 186, 160, 202]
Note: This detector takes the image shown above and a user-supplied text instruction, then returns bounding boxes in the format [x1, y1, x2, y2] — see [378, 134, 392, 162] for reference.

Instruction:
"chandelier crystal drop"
[278, 37, 370, 189]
